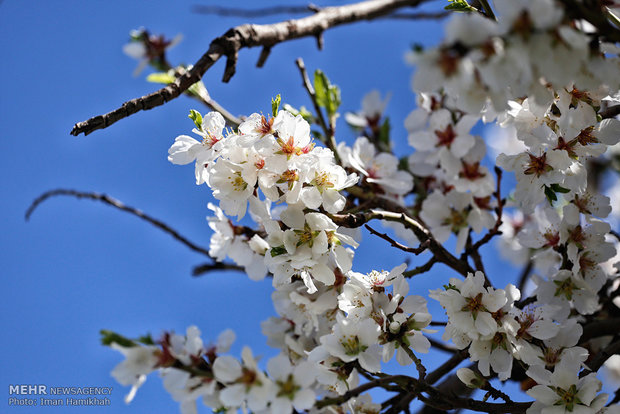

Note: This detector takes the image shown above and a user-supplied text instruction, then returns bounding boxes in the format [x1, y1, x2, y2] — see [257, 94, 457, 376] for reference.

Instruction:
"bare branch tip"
[315, 31, 325, 50]
[25, 188, 213, 257]
[257, 46, 272, 67]
[222, 54, 238, 83]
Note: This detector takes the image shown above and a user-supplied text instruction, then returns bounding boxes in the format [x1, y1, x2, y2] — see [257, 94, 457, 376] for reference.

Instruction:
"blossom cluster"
[411, 1, 620, 412]
[106, 0, 620, 413]
[168, 109, 361, 294]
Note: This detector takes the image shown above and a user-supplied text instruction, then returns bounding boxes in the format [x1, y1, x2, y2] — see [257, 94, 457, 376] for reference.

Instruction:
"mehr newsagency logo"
[8, 384, 113, 407]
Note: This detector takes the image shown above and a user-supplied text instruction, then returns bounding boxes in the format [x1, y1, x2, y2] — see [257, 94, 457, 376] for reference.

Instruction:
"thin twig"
[558, 0, 620, 43]
[425, 348, 468, 385]
[174, 67, 243, 128]
[192, 4, 449, 21]
[515, 296, 536, 309]
[192, 4, 321, 17]
[331, 209, 474, 277]
[386, 11, 448, 20]
[428, 337, 459, 353]
[295, 59, 331, 142]
[192, 262, 245, 276]
[477, 0, 496, 20]
[403, 256, 437, 278]
[516, 260, 533, 292]
[399, 339, 427, 379]
[606, 6, 620, 29]
[600, 104, 620, 119]
[294, 57, 341, 163]
[580, 318, 620, 343]
[26, 189, 212, 258]
[481, 382, 513, 404]
[71, 0, 428, 136]
[315, 374, 414, 408]
[365, 224, 429, 254]
[583, 337, 620, 375]
[195, 93, 243, 128]
[467, 167, 504, 254]
[317, 364, 533, 413]
[385, 393, 415, 414]
[468, 232, 486, 276]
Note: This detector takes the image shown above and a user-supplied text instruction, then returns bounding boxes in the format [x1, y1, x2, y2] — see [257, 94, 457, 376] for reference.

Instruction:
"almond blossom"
[105, 3, 620, 411]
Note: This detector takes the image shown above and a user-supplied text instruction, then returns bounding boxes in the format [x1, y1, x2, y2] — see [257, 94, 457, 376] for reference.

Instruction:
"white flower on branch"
[110, 343, 159, 403]
[168, 111, 227, 185]
[526, 364, 608, 414]
[320, 315, 382, 373]
[338, 136, 413, 197]
[345, 89, 391, 130]
[266, 354, 317, 413]
[213, 347, 274, 411]
[430, 271, 508, 341]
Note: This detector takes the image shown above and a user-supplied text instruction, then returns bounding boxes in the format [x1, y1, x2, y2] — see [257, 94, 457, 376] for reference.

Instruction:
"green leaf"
[188, 110, 203, 130]
[271, 94, 281, 117]
[550, 183, 570, 194]
[443, 283, 459, 292]
[328, 85, 341, 117]
[445, 0, 475, 12]
[543, 185, 558, 204]
[270, 246, 287, 257]
[314, 70, 329, 108]
[146, 72, 177, 85]
[378, 117, 391, 151]
[283, 103, 314, 123]
[412, 43, 424, 53]
[311, 130, 325, 143]
[398, 156, 409, 171]
[313, 69, 341, 117]
[297, 106, 315, 124]
[137, 334, 155, 345]
[543, 183, 571, 206]
[100, 330, 136, 347]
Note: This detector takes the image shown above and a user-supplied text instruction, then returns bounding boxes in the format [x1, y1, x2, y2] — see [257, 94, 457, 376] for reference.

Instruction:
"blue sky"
[0, 1, 542, 412]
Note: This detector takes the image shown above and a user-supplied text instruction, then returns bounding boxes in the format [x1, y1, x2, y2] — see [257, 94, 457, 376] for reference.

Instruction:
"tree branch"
[403, 256, 438, 278]
[580, 318, 620, 343]
[600, 104, 620, 119]
[174, 66, 243, 128]
[399, 339, 427, 379]
[379, 10, 449, 20]
[420, 388, 531, 413]
[428, 337, 459, 353]
[583, 337, 620, 374]
[558, 0, 620, 43]
[517, 260, 533, 292]
[192, 4, 449, 20]
[26, 189, 212, 258]
[477, 0, 496, 20]
[466, 167, 504, 255]
[192, 4, 322, 17]
[295, 57, 338, 158]
[365, 224, 429, 254]
[192, 262, 245, 276]
[71, 0, 428, 136]
[315, 374, 414, 408]
[332, 208, 474, 277]
[425, 348, 468, 385]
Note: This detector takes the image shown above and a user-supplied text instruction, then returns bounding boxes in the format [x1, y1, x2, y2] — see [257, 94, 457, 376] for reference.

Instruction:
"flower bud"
[389, 321, 401, 334]
[457, 368, 486, 388]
